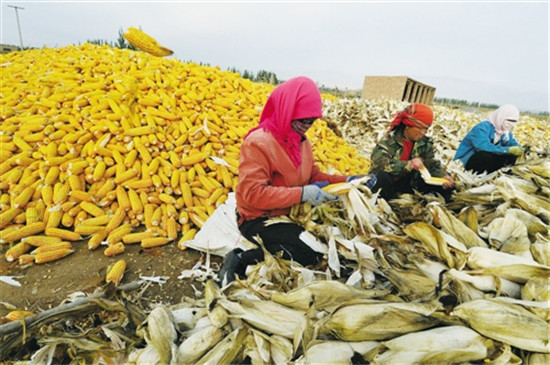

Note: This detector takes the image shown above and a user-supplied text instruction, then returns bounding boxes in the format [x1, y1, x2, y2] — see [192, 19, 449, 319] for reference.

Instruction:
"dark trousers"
[370, 169, 454, 202]
[465, 151, 517, 174]
[234, 216, 323, 276]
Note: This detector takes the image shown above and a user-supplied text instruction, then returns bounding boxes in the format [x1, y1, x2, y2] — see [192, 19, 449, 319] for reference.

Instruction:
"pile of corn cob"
[0, 44, 371, 266]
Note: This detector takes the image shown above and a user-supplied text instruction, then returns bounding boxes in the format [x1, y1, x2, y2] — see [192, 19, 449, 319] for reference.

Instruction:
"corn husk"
[296, 340, 379, 365]
[321, 300, 440, 341]
[371, 326, 488, 364]
[195, 327, 247, 365]
[270, 280, 386, 312]
[452, 299, 550, 353]
[219, 298, 306, 339]
[178, 325, 228, 365]
[144, 306, 178, 365]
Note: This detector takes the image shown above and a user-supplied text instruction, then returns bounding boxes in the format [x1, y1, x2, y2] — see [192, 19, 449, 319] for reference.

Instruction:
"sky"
[1, 0, 548, 113]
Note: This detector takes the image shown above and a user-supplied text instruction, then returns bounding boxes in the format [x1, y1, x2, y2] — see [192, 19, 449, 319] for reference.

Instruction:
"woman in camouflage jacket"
[369, 103, 455, 202]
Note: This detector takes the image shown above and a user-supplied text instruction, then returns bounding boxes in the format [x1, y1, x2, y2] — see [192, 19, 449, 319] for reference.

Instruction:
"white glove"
[301, 185, 337, 206]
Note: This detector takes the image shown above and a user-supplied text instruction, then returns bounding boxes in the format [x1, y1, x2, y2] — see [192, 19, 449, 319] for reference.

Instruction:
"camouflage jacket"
[370, 128, 446, 178]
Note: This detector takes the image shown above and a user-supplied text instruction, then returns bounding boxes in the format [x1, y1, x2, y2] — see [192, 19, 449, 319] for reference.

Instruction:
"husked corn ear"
[177, 228, 197, 250]
[0, 207, 21, 228]
[31, 241, 72, 255]
[106, 259, 126, 287]
[0, 222, 46, 244]
[105, 207, 125, 233]
[35, 248, 74, 264]
[141, 236, 171, 248]
[80, 215, 110, 226]
[45, 206, 63, 228]
[79, 201, 105, 217]
[5, 241, 32, 262]
[21, 235, 62, 247]
[166, 217, 178, 240]
[122, 230, 157, 244]
[123, 27, 173, 57]
[104, 242, 125, 257]
[18, 254, 35, 265]
[322, 182, 351, 195]
[88, 230, 107, 250]
[107, 223, 133, 245]
[75, 224, 105, 236]
[45, 227, 82, 241]
[13, 186, 35, 208]
[25, 207, 40, 224]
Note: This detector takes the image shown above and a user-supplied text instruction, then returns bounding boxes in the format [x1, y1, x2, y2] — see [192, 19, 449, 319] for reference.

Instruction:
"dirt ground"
[0, 238, 221, 321]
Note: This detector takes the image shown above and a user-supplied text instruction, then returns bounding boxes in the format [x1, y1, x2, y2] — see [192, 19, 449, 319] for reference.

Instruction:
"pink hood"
[244, 76, 322, 168]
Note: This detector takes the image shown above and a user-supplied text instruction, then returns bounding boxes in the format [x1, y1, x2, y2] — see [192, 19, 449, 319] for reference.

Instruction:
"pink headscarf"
[244, 76, 322, 168]
[487, 104, 520, 143]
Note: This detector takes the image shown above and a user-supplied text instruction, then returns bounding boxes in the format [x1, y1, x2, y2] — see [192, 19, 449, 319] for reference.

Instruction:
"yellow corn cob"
[181, 152, 208, 166]
[79, 201, 105, 217]
[43, 166, 60, 186]
[70, 190, 93, 202]
[22, 235, 62, 247]
[141, 236, 171, 248]
[13, 212, 26, 225]
[96, 179, 116, 199]
[80, 215, 110, 226]
[166, 217, 178, 240]
[53, 182, 70, 205]
[88, 230, 107, 250]
[41, 185, 53, 205]
[61, 212, 74, 227]
[74, 224, 105, 236]
[45, 227, 82, 241]
[105, 259, 126, 287]
[45, 206, 63, 228]
[0, 207, 21, 228]
[122, 230, 157, 244]
[18, 254, 35, 265]
[177, 228, 197, 250]
[105, 207, 125, 233]
[104, 242, 125, 257]
[67, 174, 82, 191]
[158, 193, 176, 205]
[322, 182, 351, 195]
[114, 168, 139, 185]
[0, 221, 46, 244]
[13, 186, 35, 209]
[125, 178, 153, 190]
[106, 223, 132, 245]
[5, 241, 32, 262]
[115, 186, 131, 211]
[35, 248, 73, 264]
[128, 188, 143, 214]
[31, 241, 72, 255]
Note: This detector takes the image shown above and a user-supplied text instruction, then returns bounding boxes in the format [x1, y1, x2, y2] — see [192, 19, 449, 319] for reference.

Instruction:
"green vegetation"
[86, 28, 136, 51]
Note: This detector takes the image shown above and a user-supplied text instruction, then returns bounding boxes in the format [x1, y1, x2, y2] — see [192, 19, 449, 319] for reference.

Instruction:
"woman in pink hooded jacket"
[218, 76, 363, 285]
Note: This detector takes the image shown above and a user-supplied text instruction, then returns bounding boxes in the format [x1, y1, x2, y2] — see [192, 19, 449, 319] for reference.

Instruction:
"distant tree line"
[86, 28, 137, 51]
[433, 97, 499, 110]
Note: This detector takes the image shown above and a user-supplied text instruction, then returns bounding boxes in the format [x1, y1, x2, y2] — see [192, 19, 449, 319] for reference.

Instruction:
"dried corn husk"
[321, 300, 440, 341]
[271, 280, 386, 312]
[452, 299, 550, 353]
[371, 326, 489, 364]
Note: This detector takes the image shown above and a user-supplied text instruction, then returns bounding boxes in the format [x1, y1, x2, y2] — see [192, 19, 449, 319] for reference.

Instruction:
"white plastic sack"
[182, 193, 249, 257]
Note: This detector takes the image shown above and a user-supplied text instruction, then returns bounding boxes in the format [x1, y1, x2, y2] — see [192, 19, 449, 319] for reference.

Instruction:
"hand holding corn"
[508, 146, 525, 156]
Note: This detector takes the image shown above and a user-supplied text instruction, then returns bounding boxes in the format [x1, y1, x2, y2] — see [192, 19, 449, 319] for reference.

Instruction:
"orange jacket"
[236, 129, 347, 223]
